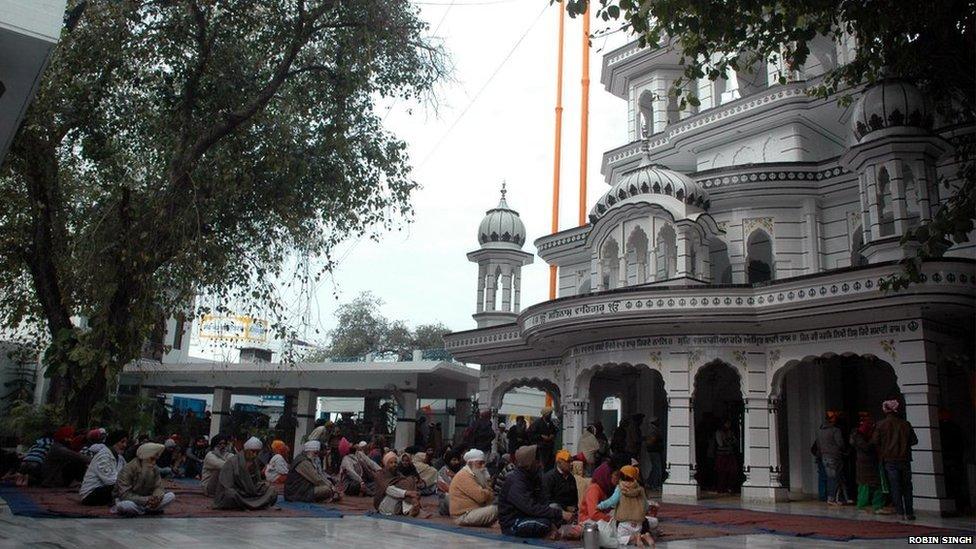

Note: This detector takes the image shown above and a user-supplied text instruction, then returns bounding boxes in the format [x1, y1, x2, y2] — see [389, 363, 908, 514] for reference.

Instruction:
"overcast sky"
[192, 0, 631, 360]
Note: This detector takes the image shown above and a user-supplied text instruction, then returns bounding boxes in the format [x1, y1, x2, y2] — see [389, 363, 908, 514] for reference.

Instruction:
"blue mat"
[365, 512, 576, 548]
[0, 484, 63, 518]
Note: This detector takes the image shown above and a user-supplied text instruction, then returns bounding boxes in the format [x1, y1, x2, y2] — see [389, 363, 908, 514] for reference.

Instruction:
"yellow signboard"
[199, 314, 269, 342]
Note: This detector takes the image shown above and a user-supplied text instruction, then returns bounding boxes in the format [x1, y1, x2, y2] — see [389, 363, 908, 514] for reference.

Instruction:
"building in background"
[445, 34, 975, 513]
[0, 0, 67, 162]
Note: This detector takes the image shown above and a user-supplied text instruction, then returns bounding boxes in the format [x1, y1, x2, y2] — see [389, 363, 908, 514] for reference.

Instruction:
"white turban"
[463, 448, 485, 463]
[136, 442, 164, 460]
[304, 440, 321, 452]
[243, 436, 263, 450]
[357, 440, 368, 448]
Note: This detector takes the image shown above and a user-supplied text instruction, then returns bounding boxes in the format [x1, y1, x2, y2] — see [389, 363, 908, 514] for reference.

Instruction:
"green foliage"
[0, 401, 64, 443]
[566, 0, 975, 288]
[309, 291, 449, 360]
[0, 1, 447, 423]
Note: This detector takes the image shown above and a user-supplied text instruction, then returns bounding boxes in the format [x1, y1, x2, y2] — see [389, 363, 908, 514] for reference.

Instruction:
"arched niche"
[746, 229, 774, 283]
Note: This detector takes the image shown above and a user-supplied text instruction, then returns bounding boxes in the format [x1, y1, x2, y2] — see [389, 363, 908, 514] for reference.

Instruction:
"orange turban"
[620, 465, 640, 480]
[555, 449, 571, 463]
[271, 439, 289, 456]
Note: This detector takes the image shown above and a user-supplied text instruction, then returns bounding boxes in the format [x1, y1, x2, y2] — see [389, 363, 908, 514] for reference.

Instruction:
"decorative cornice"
[482, 358, 562, 372]
[536, 230, 589, 253]
[697, 165, 849, 190]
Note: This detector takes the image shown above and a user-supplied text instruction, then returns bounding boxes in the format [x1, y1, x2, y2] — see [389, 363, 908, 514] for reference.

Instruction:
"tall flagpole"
[548, 1, 566, 300]
[578, 2, 590, 227]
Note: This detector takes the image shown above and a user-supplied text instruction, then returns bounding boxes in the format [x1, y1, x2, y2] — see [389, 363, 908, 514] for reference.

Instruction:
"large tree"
[0, 1, 446, 424]
[568, 0, 975, 288]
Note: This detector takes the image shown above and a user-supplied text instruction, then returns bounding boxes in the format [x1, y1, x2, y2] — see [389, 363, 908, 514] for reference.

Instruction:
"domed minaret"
[469, 183, 534, 328]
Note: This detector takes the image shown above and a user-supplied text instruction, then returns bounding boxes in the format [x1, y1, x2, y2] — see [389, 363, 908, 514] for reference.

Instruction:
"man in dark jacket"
[498, 445, 572, 538]
[527, 408, 558, 471]
[468, 411, 495, 454]
[507, 416, 528, 455]
[816, 411, 848, 505]
[872, 399, 918, 520]
[541, 449, 578, 510]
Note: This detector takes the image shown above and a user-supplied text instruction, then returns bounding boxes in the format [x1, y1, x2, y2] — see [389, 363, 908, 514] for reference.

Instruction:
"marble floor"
[0, 512, 952, 549]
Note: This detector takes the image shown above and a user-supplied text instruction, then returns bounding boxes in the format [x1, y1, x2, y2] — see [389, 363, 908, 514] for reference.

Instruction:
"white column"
[618, 255, 627, 287]
[562, 399, 589, 455]
[394, 389, 418, 451]
[803, 199, 822, 273]
[675, 230, 692, 277]
[890, 160, 909, 235]
[501, 265, 512, 312]
[476, 264, 487, 313]
[866, 167, 883, 240]
[294, 389, 317, 455]
[485, 270, 497, 311]
[513, 269, 522, 311]
[857, 173, 873, 242]
[895, 334, 955, 513]
[210, 387, 232, 439]
[914, 158, 933, 222]
[663, 395, 699, 500]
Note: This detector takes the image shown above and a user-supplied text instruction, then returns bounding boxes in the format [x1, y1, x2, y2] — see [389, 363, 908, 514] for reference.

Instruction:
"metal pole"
[549, 0, 566, 300]
[578, 3, 590, 227]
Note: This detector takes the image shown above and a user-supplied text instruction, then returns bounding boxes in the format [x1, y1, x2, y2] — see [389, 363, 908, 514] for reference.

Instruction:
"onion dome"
[589, 163, 709, 224]
[478, 183, 526, 249]
[851, 79, 933, 143]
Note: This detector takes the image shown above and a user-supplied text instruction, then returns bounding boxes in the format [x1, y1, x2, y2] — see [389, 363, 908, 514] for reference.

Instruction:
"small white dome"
[851, 79, 932, 143]
[478, 185, 526, 249]
[589, 163, 709, 223]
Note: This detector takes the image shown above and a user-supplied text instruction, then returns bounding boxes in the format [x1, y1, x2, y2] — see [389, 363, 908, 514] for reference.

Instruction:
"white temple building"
[444, 37, 975, 514]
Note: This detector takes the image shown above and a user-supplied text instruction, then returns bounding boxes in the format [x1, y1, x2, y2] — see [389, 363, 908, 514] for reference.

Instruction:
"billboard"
[198, 314, 270, 343]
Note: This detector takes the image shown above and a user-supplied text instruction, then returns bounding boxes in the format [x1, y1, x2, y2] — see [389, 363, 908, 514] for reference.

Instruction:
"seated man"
[413, 451, 439, 496]
[498, 445, 572, 538]
[212, 436, 278, 510]
[285, 440, 338, 502]
[16, 432, 54, 486]
[449, 449, 498, 527]
[374, 451, 421, 516]
[80, 430, 128, 506]
[41, 427, 90, 488]
[437, 450, 463, 516]
[542, 449, 578, 511]
[201, 434, 233, 497]
[114, 442, 176, 516]
[339, 441, 380, 496]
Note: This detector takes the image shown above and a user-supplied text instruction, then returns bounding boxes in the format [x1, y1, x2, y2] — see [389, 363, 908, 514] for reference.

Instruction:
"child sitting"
[597, 465, 654, 547]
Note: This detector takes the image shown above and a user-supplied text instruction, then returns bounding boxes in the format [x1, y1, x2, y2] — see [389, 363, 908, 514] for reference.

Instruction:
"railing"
[322, 348, 455, 363]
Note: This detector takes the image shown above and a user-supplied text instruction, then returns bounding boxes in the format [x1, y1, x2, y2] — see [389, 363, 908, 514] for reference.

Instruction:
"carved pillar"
[562, 399, 589, 455]
[663, 395, 699, 500]
[501, 265, 513, 312]
[476, 264, 487, 313]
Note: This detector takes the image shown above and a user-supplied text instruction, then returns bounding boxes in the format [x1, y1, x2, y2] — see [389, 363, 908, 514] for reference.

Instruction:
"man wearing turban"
[872, 398, 918, 520]
[114, 442, 176, 516]
[541, 449, 578, 511]
[212, 436, 278, 510]
[284, 440, 338, 502]
[449, 448, 498, 527]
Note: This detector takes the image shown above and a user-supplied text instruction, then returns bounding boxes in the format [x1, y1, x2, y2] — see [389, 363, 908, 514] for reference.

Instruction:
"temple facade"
[444, 37, 975, 513]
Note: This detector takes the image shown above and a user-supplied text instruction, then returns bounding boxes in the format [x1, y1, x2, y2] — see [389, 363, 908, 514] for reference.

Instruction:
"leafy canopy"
[0, 0, 447, 423]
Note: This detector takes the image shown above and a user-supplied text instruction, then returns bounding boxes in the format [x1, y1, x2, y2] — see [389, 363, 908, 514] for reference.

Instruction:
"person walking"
[872, 399, 918, 521]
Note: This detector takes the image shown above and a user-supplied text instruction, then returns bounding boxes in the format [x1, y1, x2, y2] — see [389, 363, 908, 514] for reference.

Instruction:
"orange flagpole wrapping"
[549, 1, 566, 300]
[578, 3, 590, 227]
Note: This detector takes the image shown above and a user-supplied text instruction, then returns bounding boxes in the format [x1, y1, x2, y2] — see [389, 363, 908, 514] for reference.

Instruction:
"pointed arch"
[655, 224, 677, 280]
[746, 229, 774, 283]
[626, 226, 650, 285]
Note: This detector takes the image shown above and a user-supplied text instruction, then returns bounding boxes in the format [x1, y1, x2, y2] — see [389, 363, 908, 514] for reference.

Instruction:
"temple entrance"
[584, 364, 668, 491]
[693, 360, 745, 495]
[773, 354, 900, 500]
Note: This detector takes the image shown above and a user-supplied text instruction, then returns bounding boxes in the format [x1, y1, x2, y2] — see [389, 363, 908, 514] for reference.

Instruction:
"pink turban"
[882, 399, 900, 413]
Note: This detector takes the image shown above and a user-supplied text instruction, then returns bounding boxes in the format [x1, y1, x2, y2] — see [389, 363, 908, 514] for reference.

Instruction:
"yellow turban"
[555, 449, 571, 463]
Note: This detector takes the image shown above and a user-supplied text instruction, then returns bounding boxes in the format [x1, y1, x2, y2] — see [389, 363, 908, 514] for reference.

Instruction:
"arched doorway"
[582, 363, 668, 491]
[772, 354, 901, 500]
[746, 230, 774, 283]
[693, 360, 744, 495]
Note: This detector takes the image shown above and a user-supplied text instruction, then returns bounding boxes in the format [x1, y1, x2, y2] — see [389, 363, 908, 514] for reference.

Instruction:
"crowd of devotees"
[1, 400, 923, 546]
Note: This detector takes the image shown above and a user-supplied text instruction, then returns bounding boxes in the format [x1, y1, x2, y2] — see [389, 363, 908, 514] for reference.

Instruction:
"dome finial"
[497, 180, 509, 209]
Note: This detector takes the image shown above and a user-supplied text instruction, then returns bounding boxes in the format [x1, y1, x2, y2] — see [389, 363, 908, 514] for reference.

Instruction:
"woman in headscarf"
[577, 457, 623, 547]
[265, 440, 290, 485]
[374, 451, 422, 516]
[850, 415, 886, 513]
[412, 451, 438, 496]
